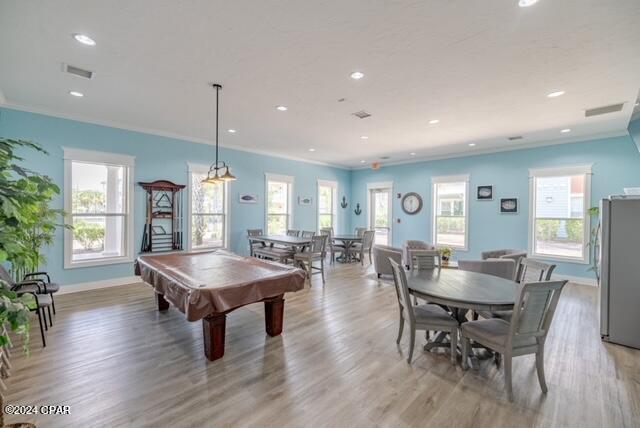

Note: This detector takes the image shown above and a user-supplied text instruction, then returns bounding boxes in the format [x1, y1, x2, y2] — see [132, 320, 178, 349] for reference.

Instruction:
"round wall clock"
[401, 192, 423, 215]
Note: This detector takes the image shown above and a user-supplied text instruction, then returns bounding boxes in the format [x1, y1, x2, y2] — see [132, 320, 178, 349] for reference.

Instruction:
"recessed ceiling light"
[309, 148, 316, 152]
[518, 0, 539, 7]
[73, 33, 96, 46]
[561, 128, 571, 133]
[410, 152, 416, 156]
[468, 143, 476, 147]
[69, 91, 84, 97]
[360, 135, 369, 140]
[227, 129, 236, 133]
[276, 105, 288, 111]
[547, 90, 565, 98]
[360, 160, 366, 164]
[429, 119, 440, 125]
[635, 101, 639, 107]
[350, 71, 364, 80]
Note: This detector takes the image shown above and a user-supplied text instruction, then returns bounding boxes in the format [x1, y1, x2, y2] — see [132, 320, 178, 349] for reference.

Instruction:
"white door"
[369, 188, 392, 245]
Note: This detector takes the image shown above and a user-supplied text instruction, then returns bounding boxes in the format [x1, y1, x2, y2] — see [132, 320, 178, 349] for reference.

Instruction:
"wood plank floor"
[5, 262, 639, 427]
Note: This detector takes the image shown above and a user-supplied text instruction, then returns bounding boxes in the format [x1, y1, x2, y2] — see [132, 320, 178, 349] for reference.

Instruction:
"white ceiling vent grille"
[585, 103, 624, 117]
[508, 136, 523, 141]
[352, 110, 371, 119]
[63, 63, 93, 79]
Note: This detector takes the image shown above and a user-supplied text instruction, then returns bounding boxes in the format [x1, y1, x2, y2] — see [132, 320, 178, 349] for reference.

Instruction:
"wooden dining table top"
[407, 268, 517, 312]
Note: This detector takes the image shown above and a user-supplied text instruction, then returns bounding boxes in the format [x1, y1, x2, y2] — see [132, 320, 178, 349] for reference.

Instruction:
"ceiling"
[1, 0, 639, 169]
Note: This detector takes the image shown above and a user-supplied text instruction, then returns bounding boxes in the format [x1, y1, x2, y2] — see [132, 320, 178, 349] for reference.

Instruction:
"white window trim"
[317, 179, 338, 232]
[265, 173, 295, 233]
[186, 163, 230, 252]
[366, 181, 394, 245]
[431, 174, 470, 251]
[63, 147, 135, 269]
[528, 165, 592, 264]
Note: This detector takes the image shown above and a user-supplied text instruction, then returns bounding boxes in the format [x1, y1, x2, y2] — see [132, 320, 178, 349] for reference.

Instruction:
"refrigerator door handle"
[599, 199, 611, 337]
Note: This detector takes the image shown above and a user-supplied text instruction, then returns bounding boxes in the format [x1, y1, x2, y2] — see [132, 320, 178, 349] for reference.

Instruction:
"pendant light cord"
[214, 84, 220, 168]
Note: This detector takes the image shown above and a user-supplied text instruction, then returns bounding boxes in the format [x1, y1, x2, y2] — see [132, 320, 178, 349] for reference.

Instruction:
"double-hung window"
[317, 180, 337, 231]
[432, 175, 469, 250]
[189, 164, 228, 250]
[529, 165, 591, 262]
[266, 173, 294, 235]
[64, 148, 134, 268]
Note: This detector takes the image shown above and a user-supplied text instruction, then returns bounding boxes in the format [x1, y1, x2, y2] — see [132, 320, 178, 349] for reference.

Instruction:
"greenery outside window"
[317, 180, 337, 231]
[266, 173, 294, 235]
[432, 175, 469, 250]
[189, 165, 227, 250]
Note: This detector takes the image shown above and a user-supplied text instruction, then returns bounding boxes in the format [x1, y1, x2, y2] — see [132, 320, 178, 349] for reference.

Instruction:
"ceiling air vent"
[352, 110, 371, 119]
[63, 63, 93, 79]
[585, 103, 624, 117]
[508, 136, 523, 141]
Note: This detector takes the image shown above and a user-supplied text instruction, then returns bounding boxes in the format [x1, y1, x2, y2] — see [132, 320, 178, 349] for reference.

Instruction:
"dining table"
[332, 234, 363, 263]
[406, 268, 517, 367]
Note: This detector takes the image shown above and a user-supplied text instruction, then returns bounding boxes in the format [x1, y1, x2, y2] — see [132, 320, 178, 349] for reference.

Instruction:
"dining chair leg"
[396, 314, 404, 344]
[407, 328, 416, 364]
[450, 328, 458, 365]
[51, 293, 56, 314]
[43, 309, 49, 331]
[36, 309, 46, 347]
[320, 259, 325, 284]
[504, 354, 514, 401]
[47, 306, 53, 327]
[461, 336, 470, 370]
[536, 345, 548, 394]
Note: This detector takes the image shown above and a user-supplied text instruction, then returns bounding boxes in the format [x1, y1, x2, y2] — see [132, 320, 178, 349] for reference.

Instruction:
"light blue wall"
[350, 135, 640, 279]
[0, 108, 351, 285]
[3, 106, 639, 284]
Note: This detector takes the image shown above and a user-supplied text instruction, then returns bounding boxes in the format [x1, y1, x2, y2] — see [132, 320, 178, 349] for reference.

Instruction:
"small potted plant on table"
[438, 246, 454, 265]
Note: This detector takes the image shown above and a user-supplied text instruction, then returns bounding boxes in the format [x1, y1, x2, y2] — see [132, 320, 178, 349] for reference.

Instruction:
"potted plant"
[586, 206, 601, 283]
[0, 279, 35, 428]
[438, 246, 454, 264]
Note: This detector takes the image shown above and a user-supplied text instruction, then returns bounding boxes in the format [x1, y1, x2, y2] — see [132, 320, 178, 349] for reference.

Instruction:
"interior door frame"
[367, 181, 393, 245]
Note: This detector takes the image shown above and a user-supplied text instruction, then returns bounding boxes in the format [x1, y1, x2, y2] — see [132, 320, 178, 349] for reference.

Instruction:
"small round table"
[406, 268, 516, 367]
[332, 234, 363, 263]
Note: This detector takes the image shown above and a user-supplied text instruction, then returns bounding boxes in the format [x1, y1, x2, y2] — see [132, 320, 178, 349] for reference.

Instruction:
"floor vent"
[352, 110, 371, 119]
[63, 63, 93, 79]
[585, 103, 624, 117]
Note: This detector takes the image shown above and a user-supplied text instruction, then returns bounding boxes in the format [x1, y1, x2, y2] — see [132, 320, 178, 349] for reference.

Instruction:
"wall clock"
[401, 192, 423, 215]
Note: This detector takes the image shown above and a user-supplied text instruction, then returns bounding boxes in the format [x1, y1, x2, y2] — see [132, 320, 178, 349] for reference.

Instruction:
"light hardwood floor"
[5, 263, 639, 427]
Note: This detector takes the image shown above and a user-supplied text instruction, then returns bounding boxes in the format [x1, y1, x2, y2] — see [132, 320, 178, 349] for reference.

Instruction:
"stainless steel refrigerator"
[600, 196, 640, 349]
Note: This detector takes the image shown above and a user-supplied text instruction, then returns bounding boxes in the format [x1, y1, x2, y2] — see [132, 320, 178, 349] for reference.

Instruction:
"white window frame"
[528, 165, 592, 264]
[63, 147, 135, 269]
[265, 173, 294, 234]
[367, 181, 394, 245]
[187, 163, 230, 251]
[317, 179, 338, 232]
[431, 174, 469, 251]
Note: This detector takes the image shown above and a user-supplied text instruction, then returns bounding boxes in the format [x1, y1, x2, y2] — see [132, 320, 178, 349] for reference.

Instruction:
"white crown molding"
[0, 102, 350, 170]
[0, 88, 5, 104]
[352, 130, 629, 171]
[58, 275, 140, 295]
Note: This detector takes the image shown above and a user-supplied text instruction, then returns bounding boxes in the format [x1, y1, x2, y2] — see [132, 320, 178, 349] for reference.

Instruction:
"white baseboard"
[58, 276, 141, 295]
[552, 273, 597, 287]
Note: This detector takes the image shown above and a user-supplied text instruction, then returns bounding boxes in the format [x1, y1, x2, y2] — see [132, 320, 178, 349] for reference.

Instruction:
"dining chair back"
[294, 235, 328, 284]
[515, 258, 556, 284]
[390, 259, 415, 326]
[356, 230, 376, 265]
[415, 251, 441, 270]
[247, 229, 265, 256]
[301, 231, 316, 238]
[320, 227, 334, 238]
[355, 227, 367, 237]
[510, 280, 566, 344]
[247, 229, 263, 237]
[286, 230, 300, 237]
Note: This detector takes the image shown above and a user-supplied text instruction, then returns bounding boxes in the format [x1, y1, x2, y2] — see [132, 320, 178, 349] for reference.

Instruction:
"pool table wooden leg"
[264, 295, 285, 336]
[156, 293, 170, 311]
[202, 313, 226, 361]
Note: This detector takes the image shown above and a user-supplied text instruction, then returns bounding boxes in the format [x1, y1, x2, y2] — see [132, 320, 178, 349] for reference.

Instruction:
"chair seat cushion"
[492, 310, 513, 321]
[461, 319, 536, 349]
[42, 282, 60, 293]
[414, 304, 458, 326]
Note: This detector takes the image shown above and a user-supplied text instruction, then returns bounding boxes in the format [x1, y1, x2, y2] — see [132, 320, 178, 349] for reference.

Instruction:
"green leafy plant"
[0, 138, 69, 279]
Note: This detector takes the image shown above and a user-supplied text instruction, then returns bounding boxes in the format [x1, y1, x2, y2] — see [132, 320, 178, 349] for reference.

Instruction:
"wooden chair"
[403, 241, 438, 270]
[461, 279, 568, 401]
[300, 231, 316, 238]
[286, 230, 300, 237]
[294, 235, 327, 284]
[247, 229, 265, 257]
[389, 259, 459, 364]
[353, 230, 375, 265]
[491, 258, 556, 321]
